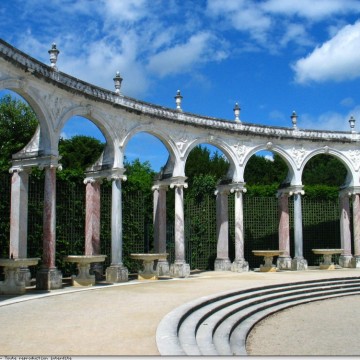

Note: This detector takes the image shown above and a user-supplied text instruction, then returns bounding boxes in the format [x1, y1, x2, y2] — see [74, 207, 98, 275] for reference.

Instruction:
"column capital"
[229, 182, 247, 194]
[169, 176, 188, 189]
[106, 168, 127, 182]
[339, 186, 360, 197]
[214, 184, 232, 196]
[84, 177, 103, 185]
[9, 166, 32, 174]
[287, 185, 304, 196]
[151, 181, 169, 192]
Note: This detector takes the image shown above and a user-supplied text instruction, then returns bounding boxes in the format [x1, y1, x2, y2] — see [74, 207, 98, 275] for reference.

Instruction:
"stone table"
[252, 250, 284, 272]
[0, 257, 40, 295]
[64, 255, 107, 286]
[312, 249, 343, 270]
[130, 253, 168, 280]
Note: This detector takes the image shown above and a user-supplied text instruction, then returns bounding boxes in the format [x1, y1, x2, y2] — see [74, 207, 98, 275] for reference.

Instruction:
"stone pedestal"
[18, 267, 32, 286]
[0, 268, 26, 295]
[291, 257, 308, 271]
[231, 258, 249, 272]
[277, 256, 292, 270]
[169, 261, 190, 278]
[156, 259, 170, 276]
[106, 264, 128, 283]
[339, 255, 353, 268]
[351, 255, 360, 268]
[36, 267, 62, 290]
[90, 263, 104, 281]
[214, 258, 232, 271]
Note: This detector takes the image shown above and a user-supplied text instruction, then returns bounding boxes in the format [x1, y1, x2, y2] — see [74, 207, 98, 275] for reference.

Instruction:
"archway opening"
[244, 150, 289, 269]
[302, 154, 348, 266]
[184, 143, 230, 270]
[124, 132, 170, 271]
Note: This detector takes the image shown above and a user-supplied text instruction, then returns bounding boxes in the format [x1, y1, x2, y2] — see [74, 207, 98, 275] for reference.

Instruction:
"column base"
[231, 259, 249, 272]
[291, 257, 308, 271]
[36, 267, 63, 290]
[169, 261, 190, 278]
[106, 264, 128, 283]
[0, 268, 26, 295]
[156, 260, 170, 276]
[18, 267, 32, 286]
[214, 258, 232, 271]
[90, 263, 104, 281]
[351, 255, 360, 268]
[339, 255, 353, 268]
[277, 256, 292, 270]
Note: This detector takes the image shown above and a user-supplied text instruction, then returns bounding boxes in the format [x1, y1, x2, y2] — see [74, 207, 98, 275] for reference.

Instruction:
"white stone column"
[339, 190, 353, 268]
[106, 173, 128, 282]
[84, 177, 102, 279]
[352, 193, 360, 267]
[36, 165, 63, 290]
[9, 167, 31, 285]
[290, 187, 308, 270]
[214, 185, 231, 271]
[276, 190, 292, 270]
[152, 183, 169, 275]
[169, 179, 190, 278]
[231, 184, 249, 272]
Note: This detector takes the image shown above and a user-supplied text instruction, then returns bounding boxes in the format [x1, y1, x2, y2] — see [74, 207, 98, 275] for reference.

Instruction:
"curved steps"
[156, 276, 360, 356]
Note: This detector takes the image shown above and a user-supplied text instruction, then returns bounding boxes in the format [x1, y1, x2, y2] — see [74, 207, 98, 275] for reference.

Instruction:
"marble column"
[105, 174, 128, 282]
[291, 189, 308, 270]
[352, 193, 360, 267]
[36, 165, 63, 290]
[9, 167, 31, 285]
[214, 185, 231, 271]
[169, 181, 190, 278]
[152, 183, 169, 275]
[231, 185, 249, 272]
[339, 191, 353, 268]
[84, 178, 102, 279]
[276, 191, 292, 270]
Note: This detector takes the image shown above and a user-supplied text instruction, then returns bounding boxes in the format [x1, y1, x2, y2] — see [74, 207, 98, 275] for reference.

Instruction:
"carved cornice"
[1, 39, 359, 144]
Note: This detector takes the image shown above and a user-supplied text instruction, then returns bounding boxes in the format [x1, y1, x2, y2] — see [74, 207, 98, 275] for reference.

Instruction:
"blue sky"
[1, 0, 360, 171]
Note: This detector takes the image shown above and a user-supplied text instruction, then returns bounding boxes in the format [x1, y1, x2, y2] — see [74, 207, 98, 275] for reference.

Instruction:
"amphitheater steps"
[156, 277, 360, 356]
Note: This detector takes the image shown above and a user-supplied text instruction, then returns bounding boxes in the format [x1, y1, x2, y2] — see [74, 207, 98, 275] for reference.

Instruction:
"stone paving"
[0, 268, 359, 356]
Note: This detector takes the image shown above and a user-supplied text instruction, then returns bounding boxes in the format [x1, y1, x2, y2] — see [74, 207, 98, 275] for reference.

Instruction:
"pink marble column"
[339, 191, 352, 268]
[277, 191, 292, 270]
[214, 186, 231, 271]
[153, 183, 169, 275]
[352, 194, 360, 262]
[9, 167, 31, 285]
[9, 168, 29, 259]
[36, 165, 62, 290]
[84, 179, 101, 256]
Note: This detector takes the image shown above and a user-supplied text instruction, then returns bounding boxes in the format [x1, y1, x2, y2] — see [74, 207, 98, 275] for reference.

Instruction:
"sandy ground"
[246, 295, 360, 356]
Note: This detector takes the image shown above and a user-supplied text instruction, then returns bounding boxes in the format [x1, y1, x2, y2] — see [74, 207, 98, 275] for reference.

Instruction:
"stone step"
[156, 277, 360, 356]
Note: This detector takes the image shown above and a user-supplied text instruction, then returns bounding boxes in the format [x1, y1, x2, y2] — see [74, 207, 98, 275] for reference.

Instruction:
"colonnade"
[8, 157, 360, 290]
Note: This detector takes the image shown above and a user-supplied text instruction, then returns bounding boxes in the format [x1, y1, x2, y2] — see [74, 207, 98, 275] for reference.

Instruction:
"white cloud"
[262, 0, 360, 20]
[147, 32, 227, 77]
[299, 106, 360, 131]
[293, 21, 360, 83]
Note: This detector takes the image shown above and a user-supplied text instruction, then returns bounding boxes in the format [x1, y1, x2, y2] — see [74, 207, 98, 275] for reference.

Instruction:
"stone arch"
[300, 147, 356, 187]
[0, 78, 54, 154]
[243, 143, 298, 185]
[182, 137, 240, 182]
[121, 124, 178, 174]
[56, 105, 118, 168]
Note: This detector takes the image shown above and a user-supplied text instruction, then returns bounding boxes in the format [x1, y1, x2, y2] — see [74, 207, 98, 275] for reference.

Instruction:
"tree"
[58, 135, 105, 172]
[0, 94, 38, 172]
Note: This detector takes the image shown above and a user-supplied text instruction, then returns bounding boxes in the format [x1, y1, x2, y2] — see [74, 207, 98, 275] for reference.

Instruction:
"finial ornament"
[291, 110, 298, 129]
[48, 43, 59, 70]
[234, 102, 241, 123]
[349, 115, 356, 133]
[113, 71, 123, 95]
[175, 90, 183, 111]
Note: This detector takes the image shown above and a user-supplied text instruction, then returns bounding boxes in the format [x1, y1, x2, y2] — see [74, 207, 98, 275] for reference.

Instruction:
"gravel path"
[246, 295, 360, 356]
